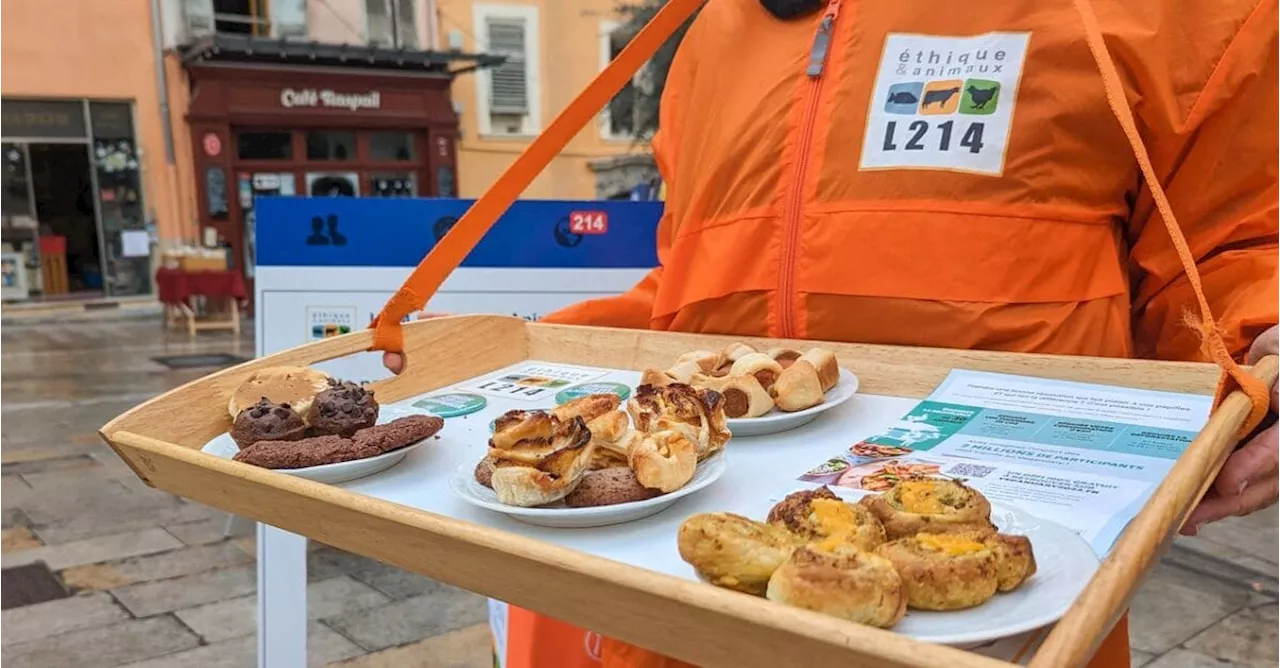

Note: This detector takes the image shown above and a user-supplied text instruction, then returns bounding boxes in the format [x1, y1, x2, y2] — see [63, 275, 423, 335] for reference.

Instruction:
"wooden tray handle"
[1031, 355, 1278, 667]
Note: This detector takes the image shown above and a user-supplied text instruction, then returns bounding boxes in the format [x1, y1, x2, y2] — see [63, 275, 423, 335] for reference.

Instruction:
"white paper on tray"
[796, 369, 1213, 557]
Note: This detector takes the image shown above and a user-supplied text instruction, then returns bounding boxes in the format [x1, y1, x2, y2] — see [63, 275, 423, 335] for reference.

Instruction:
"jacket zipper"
[778, 0, 843, 338]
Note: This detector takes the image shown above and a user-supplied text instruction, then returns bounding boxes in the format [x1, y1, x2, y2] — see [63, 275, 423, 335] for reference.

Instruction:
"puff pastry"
[718, 374, 775, 418]
[640, 368, 678, 387]
[628, 383, 731, 460]
[729, 353, 784, 393]
[489, 415, 595, 507]
[771, 360, 826, 412]
[666, 359, 704, 383]
[766, 348, 803, 369]
[629, 429, 697, 492]
[723, 343, 758, 363]
[676, 350, 727, 374]
[766, 543, 907, 628]
[799, 348, 840, 392]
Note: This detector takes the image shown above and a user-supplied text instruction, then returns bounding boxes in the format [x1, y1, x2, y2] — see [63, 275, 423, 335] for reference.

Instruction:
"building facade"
[2, 0, 178, 298]
[1, 0, 650, 301]
[439, 0, 654, 200]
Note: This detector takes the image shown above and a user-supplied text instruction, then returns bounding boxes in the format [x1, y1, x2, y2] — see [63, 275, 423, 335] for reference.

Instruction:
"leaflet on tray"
[796, 369, 1213, 556]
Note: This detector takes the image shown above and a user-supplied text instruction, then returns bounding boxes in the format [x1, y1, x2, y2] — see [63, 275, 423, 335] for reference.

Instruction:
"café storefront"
[1, 98, 152, 299]
[181, 36, 498, 283]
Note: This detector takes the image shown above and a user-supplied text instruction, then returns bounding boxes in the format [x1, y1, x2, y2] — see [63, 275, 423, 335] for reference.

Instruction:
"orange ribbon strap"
[1072, 0, 1271, 438]
[372, 0, 1269, 437]
[369, 0, 705, 354]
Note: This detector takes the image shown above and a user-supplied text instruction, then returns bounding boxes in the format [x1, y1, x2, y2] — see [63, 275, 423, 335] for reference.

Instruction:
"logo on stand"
[553, 216, 584, 248]
[305, 215, 347, 246]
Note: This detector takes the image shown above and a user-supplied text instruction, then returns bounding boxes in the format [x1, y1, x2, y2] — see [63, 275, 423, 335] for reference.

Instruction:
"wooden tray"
[101, 316, 1277, 668]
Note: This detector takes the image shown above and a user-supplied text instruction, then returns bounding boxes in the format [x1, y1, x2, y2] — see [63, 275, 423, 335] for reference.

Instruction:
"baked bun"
[565, 467, 662, 507]
[678, 512, 800, 595]
[718, 374, 774, 418]
[767, 487, 886, 551]
[860, 478, 994, 539]
[874, 533, 999, 611]
[772, 360, 825, 412]
[766, 348, 803, 369]
[766, 543, 907, 628]
[228, 366, 331, 420]
[666, 360, 703, 383]
[729, 353, 784, 394]
[489, 413, 594, 507]
[799, 348, 840, 392]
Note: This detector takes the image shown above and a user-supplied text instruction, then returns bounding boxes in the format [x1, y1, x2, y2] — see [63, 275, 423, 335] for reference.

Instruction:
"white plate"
[202, 405, 439, 485]
[450, 451, 729, 528]
[726, 368, 859, 437]
[890, 504, 1098, 645]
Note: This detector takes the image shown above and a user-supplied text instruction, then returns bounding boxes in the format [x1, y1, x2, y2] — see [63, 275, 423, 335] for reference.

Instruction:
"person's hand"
[1182, 324, 1279, 535]
[380, 312, 448, 376]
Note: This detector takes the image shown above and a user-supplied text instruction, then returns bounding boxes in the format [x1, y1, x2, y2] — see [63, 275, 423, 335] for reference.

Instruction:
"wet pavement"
[0, 316, 1275, 667]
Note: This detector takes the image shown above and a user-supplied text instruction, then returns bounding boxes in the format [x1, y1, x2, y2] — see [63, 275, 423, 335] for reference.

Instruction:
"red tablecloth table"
[155, 268, 245, 337]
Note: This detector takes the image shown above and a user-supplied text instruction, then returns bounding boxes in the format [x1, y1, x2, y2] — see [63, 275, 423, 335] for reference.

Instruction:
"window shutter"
[486, 18, 529, 114]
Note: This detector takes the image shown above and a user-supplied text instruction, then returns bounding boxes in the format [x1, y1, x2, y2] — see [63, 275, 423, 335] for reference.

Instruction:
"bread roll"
[874, 534, 999, 611]
[729, 353, 784, 393]
[666, 360, 703, 383]
[678, 513, 799, 595]
[799, 348, 840, 392]
[767, 544, 907, 628]
[772, 360, 825, 412]
[228, 366, 332, 420]
[718, 374, 774, 418]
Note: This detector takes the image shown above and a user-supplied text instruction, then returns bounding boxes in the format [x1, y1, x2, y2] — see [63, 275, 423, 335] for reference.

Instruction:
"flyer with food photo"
[799, 369, 1213, 556]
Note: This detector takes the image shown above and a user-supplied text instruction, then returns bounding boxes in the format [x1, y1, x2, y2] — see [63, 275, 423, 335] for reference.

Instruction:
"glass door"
[89, 102, 150, 296]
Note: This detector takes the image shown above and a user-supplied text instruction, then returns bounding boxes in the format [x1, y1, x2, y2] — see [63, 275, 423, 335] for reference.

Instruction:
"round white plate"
[450, 451, 729, 528]
[202, 405, 439, 485]
[891, 503, 1098, 645]
[726, 368, 859, 437]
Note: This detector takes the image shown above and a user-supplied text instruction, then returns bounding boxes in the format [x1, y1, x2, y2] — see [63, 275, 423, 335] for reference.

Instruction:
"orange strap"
[371, 0, 1270, 437]
[369, 0, 705, 353]
[1072, 0, 1271, 438]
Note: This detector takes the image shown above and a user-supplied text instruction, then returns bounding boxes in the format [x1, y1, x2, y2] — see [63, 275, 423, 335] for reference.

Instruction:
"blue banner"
[255, 197, 662, 269]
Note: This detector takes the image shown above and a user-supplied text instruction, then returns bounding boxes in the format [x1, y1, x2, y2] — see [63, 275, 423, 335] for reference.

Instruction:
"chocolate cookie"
[475, 455, 497, 488]
[233, 435, 381, 469]
[309, 380, 379, 436]
[351, 415, 445, 453]
[231, 399, 308, 450]
[564, 467, 663, 507]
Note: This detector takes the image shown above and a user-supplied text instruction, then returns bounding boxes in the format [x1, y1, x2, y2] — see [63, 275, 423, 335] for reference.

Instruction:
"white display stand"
[250, 197, 659, 667]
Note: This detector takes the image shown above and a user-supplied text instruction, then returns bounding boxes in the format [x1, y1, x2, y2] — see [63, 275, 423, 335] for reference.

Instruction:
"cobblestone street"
[1, 316, 1275, 667]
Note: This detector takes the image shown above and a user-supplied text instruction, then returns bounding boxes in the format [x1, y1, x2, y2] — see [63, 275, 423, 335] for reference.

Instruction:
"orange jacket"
[546, 0, 1279, 364]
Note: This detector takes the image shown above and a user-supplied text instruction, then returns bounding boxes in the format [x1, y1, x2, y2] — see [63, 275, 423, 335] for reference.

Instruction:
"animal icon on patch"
[961, 80, 1001, 115]
[884, 82, 924, 114]
[919, 80, 964, 114]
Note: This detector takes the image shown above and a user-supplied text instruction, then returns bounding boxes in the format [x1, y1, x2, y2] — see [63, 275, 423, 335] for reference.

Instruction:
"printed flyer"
[798, 370, 1213, 555]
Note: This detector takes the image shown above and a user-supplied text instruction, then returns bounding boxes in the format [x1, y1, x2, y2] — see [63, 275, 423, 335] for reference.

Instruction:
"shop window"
[366, 0, 417, 48]
[369, 131, 415, 161]
[237, 131, 293, 160]
[599, 21, 645, 140]
[306, 131, 356, 161]
[371, 172, 416, 197]
[475, 4, 540, 136]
